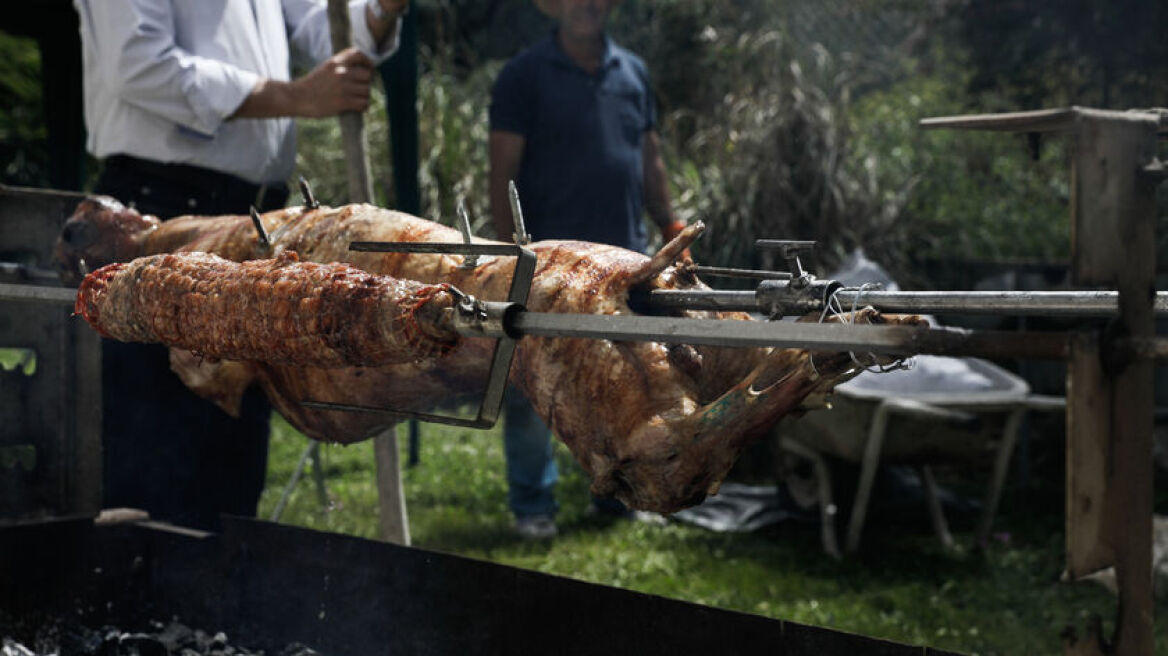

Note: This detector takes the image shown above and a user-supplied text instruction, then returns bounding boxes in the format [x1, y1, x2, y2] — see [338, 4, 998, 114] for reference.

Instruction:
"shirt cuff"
[182, 60, 261, 137]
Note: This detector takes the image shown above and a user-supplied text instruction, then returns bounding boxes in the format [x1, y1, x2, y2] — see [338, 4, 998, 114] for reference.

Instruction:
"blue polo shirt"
[489, 32, 656, 252]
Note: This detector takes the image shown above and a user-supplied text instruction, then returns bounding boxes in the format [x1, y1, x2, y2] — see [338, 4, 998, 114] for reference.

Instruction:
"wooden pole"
[326, 0, 408, 546]
[374, 425, 410, 545]
[326, 0, 375, 204]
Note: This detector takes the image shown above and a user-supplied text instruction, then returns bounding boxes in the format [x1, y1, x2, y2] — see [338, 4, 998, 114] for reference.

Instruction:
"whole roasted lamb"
[56, 197, 921, 513]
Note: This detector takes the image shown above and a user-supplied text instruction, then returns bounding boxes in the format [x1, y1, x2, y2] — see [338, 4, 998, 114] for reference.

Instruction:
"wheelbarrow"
[779, 355, 1049, 558]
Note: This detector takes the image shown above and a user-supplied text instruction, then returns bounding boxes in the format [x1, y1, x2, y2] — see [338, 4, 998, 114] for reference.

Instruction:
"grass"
[257, 413, 1167, 655]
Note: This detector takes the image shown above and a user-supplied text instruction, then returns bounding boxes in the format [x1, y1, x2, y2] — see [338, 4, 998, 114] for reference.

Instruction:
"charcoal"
[155, 622, 193, 653]
[1, 616, 323, 656]
[52, 621, 104, 655]
[117, 632, 167, 656]
[276, 644, 319, 656]
[2, 638, 36, 656]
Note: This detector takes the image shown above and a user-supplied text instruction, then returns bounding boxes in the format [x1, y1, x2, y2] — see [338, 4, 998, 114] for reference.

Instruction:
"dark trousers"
[95, 156, 289, 531]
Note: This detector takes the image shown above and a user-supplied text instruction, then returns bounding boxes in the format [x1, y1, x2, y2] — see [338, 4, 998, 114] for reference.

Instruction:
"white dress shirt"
[74, 0, 400, 185]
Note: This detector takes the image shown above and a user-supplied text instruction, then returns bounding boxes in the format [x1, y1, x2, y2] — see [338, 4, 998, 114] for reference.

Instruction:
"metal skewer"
[688, 265, 792, 281]
[250, 206, 271, 250]
[298, 176, 319, 210]
[456, 198, 479, 270]
[507, 180, 530, 246]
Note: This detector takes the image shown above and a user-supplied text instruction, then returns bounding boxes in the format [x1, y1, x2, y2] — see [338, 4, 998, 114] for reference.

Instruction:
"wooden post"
[326, 0, 407, 545]
[918, 107, 1163, 656]
[1064, 110, 1159, 656]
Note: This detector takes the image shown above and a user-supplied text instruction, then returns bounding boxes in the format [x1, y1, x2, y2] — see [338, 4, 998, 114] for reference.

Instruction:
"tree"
[957, 0, 1168, 109]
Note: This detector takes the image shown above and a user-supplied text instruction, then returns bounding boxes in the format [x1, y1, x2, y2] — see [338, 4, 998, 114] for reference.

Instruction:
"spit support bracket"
[300, 240, 537, 429]
[753, 239, 840, 317]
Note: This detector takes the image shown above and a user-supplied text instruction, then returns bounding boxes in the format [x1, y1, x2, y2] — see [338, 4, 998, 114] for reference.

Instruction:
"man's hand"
[290, 48, 375, 117]
[232, 48, 374, 120]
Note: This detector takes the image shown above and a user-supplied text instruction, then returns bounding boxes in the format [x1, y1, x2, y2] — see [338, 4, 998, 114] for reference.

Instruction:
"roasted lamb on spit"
[57, 197, 924, 513]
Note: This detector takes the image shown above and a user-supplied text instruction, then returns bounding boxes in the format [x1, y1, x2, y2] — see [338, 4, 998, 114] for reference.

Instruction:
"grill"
[2, 517, 956, 655]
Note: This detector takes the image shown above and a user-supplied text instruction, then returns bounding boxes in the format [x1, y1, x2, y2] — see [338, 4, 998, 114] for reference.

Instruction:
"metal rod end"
[299, 176, 320, 209]
[250, 206, 271, 249]
[507, 180, 531, 245]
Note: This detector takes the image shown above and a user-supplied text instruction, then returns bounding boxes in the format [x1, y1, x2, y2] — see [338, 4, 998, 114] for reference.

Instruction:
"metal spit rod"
[641, 288, 1168, 318]
[0, 282, 76, 305]
[10, 277, 1164, 319]
[451, 300, 1071, 361]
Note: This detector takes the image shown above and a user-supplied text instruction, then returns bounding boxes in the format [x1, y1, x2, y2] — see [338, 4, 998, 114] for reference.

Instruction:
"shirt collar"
[541, 28, 621, 73]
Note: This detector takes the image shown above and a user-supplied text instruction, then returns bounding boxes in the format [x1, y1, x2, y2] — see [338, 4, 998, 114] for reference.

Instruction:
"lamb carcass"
[56, 197, 922, 513]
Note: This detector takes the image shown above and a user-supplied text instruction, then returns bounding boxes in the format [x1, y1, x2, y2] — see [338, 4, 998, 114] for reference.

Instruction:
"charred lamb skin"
[59, 198, 925, 513]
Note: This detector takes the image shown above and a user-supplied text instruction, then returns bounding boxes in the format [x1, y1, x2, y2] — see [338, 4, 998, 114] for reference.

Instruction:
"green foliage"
[294, 88, 392, 208]
[295, 59, 496, 235]
[0, 32, 49, 186]
[956, 0, 1168, 109]
[0, 348, 36, 376]
[415, 59, 497, 234]
[647, 25, 905, 275]
[847, 65, 1071, 286]
[259, 415, 1168, 655]
[294, 2, 1088, 286]
[607, 2, 1077, 285]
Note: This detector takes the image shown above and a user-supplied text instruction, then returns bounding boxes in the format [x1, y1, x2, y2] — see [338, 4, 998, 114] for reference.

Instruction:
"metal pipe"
[0, 283, 76, 305]
[508, 311, 1071, 360]
[643, 288, 1168, 318]
[834, 290, 1168, 317]
[631, 289, 758, 312]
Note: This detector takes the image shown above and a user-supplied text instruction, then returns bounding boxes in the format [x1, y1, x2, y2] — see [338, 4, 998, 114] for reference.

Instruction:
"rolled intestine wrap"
[75, 250, 460, 367]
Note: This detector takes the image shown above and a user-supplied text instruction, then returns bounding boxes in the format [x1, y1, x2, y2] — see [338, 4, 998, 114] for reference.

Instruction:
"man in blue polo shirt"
[488, 0, 684, 539]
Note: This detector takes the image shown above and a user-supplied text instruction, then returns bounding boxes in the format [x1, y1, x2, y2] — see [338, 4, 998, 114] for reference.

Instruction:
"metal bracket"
[753, 239, 836, 317]
[300, 240, 536, 429]
[755, 278, 840, 317]
[756, 239, 815, 281]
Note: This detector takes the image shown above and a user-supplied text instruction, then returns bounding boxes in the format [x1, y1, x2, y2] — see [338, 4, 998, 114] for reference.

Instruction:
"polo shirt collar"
[542, 28, 621, 73]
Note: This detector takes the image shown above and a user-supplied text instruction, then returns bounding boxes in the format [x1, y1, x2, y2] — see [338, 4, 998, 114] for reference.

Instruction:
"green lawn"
[257, 414, 1166, 656]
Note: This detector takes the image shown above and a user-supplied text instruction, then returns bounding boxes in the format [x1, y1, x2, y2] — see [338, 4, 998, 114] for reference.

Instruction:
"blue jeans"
[503, 389, 559, 518]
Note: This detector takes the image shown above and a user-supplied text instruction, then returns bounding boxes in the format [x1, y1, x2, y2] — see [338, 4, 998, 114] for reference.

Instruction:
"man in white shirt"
[73, 0, 407, 531]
